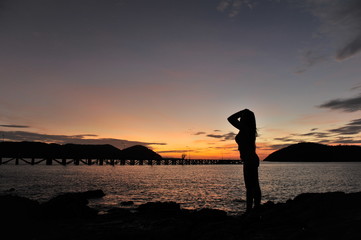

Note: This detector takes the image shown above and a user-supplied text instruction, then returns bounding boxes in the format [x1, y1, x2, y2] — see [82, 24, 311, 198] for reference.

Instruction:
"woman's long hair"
[242, 109, 258, 138]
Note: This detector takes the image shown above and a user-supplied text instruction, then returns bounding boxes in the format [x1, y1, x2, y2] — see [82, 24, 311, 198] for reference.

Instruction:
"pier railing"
[0, 157, 241, 165]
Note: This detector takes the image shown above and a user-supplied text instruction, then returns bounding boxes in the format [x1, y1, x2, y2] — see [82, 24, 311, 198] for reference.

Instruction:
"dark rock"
[2, 191, 361, 239]
[241, 191, 361, 240]
[137, 201, 181, 215]
[40, 192, 98, 218]
[120, 201, 134, 206]
[81, 189, 106, 199]
[107, 207, 132, 216]
[4, 188, 16, 192]
[0, 195, 39, 220]
[194, 208, 228, 219]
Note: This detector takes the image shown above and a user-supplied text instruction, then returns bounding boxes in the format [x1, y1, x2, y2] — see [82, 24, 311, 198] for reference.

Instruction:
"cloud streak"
[217, 0, 254, 18]
[206, 131, 236, 141]
[206, 134, 223, 139]
[0, 124, 30, 128]
[217, 0, 361, 67]
[193, 131, 206, 136]
[328, 118, 361, 135]
[336, 34, 361, 61]
[271, 118, 361, 150]
[318, 94, 361, 112]
[305, 0, 361, 61]
[0, 131, 166, 150]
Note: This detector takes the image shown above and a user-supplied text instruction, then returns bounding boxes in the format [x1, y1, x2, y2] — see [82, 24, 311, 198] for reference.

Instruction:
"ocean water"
[1, 162, 361, 214]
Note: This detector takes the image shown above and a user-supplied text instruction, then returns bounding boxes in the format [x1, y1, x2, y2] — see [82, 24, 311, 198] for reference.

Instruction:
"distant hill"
[0, 141, 162, 160]
[264, 142, 361, 162]
[122, 145, 162, 160]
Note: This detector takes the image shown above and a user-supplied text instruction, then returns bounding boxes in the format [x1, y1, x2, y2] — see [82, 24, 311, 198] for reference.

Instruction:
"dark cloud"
[306, 0, 361, 61]
[316, 139, 332, 144]
[336, 34, 361, 60]
[318, 94, 361, 112]
[206, 132, 236, 141]
[0, 131, 166, 149]
[299, 132, 330, 138]
[272, 118, 361, 149]
[217, 0, 255, 18]
[273, 136, 299, 142]
[332, 1, 361, 60]
[219, 0, 361, 61]
[72, 134, 99, 138]
[274, 131, 330, 145]
[206, 134, 223, 139]
[333, 137, 361, 144]
[157, 150, 187, 154]
[223, 132, 236, 140]
[209, 146, 233, 150]
[351, 85, 361, 91]
[328, 118, 361, 135]
[193, 132, 206, 135]
[0, 124, 30, 128]
[293, 0, 361, 72]
[264, 144, 292, 151]
[300, 50, 328, 69]
[350, 118, 361, 125]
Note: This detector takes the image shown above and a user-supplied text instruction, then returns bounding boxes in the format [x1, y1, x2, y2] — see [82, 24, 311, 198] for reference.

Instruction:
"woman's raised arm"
[227, 110, 245, 130]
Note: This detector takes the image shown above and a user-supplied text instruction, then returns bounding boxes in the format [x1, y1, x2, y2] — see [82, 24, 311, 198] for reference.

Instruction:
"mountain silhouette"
[264, 142, 361, 162]
[121, 145, 162, 160]
[0, 141, 162, 160]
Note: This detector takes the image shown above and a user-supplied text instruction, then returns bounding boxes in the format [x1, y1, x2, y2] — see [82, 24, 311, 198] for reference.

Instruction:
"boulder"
[137, 201, 181, 215]
[120, 201, 134, 206]
[0, 195, 39, 220]
[40, 191, 101, 218]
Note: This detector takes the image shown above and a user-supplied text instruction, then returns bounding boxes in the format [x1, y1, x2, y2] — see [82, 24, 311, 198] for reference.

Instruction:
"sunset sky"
[1, 0, 360, 160]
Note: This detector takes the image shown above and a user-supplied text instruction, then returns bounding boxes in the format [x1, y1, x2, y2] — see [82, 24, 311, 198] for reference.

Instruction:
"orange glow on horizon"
[153, 141, 274, 160]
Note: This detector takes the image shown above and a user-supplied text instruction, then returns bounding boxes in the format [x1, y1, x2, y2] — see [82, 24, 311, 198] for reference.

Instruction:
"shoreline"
[2, 190, 361, 239]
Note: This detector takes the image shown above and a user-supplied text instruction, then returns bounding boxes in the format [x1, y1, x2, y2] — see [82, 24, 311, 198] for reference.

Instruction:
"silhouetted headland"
[2, 189, 361, 239]
[0, 141, 161, 160]
[264, 142, 361, 162]
[0, 141, 241, 165]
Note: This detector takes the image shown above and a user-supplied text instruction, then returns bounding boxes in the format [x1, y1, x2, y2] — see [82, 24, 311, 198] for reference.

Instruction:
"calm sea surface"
[1, 162, 361, 214]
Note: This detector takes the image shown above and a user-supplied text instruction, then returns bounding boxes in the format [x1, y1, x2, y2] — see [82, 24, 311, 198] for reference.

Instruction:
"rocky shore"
[1, 190, 361, 240]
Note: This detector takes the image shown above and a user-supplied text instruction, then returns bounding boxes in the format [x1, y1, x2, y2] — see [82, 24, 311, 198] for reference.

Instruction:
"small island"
[264, 142, 361, 162]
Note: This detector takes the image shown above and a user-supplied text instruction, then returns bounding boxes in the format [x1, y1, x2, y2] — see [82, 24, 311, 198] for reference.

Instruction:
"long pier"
[0, 157, 241, 165]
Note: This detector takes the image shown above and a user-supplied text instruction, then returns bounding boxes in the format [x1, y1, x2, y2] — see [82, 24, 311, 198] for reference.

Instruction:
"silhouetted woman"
[228, 109, 261, 212]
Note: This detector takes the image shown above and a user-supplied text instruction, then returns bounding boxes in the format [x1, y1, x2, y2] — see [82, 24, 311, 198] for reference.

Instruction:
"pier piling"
[0, 157, 241, 166]
[46, 158, 52, 165]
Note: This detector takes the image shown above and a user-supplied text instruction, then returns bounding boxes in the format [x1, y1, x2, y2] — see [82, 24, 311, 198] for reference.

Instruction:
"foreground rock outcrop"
[1, 190, 361, 240]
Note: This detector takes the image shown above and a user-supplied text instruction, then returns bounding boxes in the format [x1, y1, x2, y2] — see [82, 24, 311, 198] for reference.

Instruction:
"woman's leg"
[253, 169, 261, 208]
[243, 165, 261, 211]
[243, 165, 254, 211]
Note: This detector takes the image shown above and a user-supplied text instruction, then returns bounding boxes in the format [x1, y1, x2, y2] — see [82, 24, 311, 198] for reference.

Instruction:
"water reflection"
[1, 163, 361, 214]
